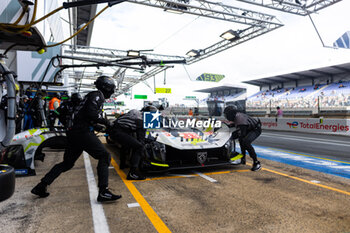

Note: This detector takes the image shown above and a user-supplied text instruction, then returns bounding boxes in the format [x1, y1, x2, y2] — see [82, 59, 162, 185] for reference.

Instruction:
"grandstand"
[244, 62, 350, 118]
[195, 84, 247, 116]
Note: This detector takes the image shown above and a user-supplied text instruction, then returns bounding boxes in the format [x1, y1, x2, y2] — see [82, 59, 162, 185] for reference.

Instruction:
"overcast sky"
[87, 0, 350, 107]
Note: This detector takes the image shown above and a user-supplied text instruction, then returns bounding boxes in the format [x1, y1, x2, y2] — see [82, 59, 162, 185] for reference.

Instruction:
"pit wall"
[260, 117, 350, 136]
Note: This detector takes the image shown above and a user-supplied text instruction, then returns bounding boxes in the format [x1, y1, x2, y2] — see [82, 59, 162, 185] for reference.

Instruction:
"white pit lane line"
[83, 152, 110, 233]
[193, 171, 218, 183]
[127, 202, 140, 208]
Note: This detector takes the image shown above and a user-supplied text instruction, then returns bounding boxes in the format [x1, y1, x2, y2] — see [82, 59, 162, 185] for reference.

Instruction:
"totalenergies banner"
[260, 117, 350, 136]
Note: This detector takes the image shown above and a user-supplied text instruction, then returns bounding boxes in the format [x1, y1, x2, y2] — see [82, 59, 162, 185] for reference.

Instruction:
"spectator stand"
[244, 62, 350, 118]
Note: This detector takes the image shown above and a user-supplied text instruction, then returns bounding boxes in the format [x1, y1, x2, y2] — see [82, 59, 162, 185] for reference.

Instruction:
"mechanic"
[55, 93, 82, 129]
[223, 106, 262, 171]
[16, 95, 29, 133]
[109, 106, 155, 180]
[29, 91, 45, 128]
[22, 95, 33, 130]
[31, 76, 122, 203]
[48, 93, 61, 129]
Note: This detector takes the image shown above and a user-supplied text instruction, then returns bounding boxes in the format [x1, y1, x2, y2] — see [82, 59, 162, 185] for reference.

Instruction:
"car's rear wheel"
[0, 165, 15, 202]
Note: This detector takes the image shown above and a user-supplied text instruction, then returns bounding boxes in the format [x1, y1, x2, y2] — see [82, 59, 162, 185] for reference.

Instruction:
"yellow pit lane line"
[246, 162, 350, 196]
[111, 158, 171, 233]
[263, 167, 350, 196]
[110, 159, 250, 232]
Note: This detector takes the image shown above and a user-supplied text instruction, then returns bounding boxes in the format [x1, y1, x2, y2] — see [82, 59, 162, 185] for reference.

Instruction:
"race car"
[107, 116, 242, 172]
[2, 128, 66, 176]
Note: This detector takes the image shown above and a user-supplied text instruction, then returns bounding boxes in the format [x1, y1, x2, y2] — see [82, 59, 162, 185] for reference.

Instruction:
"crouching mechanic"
[31, 76, 122, 202]
[224, 106, 262, 171]
[109, 107, 154, 180]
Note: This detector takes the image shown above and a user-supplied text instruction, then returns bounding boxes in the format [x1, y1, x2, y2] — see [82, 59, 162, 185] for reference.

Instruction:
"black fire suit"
[109, 109, 146, 169]
[41, 90, 111, 190]
[231, 112, 262, 162]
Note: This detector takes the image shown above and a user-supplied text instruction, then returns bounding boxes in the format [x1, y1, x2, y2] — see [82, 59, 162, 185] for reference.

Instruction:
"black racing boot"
[127, 168, 146, 180]
[251, 161, 261, 171]
[31, 182, 50, 198]
[97, 188, 122, 203]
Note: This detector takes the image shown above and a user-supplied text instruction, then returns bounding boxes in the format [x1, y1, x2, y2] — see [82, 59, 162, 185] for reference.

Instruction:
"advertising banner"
[260, 117, 350, 136]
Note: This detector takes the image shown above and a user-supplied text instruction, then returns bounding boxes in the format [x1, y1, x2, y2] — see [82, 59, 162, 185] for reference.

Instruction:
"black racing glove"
[231, 130, 240, 139]
[93, 123, 106, 132]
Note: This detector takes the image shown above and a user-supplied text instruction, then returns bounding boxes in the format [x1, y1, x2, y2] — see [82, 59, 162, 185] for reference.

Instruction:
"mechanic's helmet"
[54, 92, 61, 99]
[141, 105, 158, 112]
[94, 76, 116, 99]
[22, 95, 29, 100]
[71, 93, 82, 105]
[223, 105, 238, 121]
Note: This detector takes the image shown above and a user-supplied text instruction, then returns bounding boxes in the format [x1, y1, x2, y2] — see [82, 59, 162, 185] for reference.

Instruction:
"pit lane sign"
[196, 73, 225, 82]
[155, 88, 171, 94]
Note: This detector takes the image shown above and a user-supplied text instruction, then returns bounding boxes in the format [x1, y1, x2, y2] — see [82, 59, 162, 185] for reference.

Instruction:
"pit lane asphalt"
[0, 134, 350, 233]
[255, 130, 350, 162]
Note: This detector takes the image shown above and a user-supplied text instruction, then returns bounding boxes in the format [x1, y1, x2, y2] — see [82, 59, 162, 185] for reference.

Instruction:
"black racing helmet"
[141, 105, 158, 112]
[223, 105, 238, 121]
[94, 76, 116, 99]
[71, 93, 82, 105]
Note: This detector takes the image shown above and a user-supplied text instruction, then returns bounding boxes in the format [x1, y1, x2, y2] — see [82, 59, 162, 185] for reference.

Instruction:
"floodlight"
[220, 29, 240, 41]
[127, 50, 140, 57]
[186, 49, 200, 57]
[164, 1, 189, 14]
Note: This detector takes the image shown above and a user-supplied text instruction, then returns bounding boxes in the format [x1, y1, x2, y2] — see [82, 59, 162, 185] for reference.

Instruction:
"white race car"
[2, 128, 66, 176]
[107, 116, 242, 172]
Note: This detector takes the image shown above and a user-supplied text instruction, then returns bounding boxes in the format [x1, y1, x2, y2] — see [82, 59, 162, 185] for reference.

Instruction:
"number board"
[196, 73, 225, 82]
[155, 88, 172, 94]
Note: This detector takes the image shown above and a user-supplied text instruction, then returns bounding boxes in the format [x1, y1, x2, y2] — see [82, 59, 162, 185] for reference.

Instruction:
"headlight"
[152, 142, 166, 162]
[224, 139, 233, 158]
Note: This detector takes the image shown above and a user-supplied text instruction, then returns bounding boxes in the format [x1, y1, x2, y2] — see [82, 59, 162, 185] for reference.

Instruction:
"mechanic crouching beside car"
[223, 106, 262, 171]
[31, 76, 122, 203]
[108, 106, 157, 180]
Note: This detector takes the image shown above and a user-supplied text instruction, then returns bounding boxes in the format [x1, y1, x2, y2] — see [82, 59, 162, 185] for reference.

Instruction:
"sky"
[85, 1, 350, 107]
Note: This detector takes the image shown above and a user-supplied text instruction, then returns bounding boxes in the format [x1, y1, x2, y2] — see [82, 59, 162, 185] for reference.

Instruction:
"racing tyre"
[0, 165, 15, 202]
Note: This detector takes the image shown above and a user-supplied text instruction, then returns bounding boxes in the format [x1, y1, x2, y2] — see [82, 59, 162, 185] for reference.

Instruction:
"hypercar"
[2, 128, 66, 176]
[107, 116, 242, 172]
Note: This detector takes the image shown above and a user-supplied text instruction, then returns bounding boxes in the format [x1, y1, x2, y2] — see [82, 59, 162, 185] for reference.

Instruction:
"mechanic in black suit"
[31, 76, 122, 203]
[224, 106, 262, 171]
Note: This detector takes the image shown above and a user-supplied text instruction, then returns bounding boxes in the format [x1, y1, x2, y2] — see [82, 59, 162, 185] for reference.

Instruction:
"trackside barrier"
[260, 117, 350, 136]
